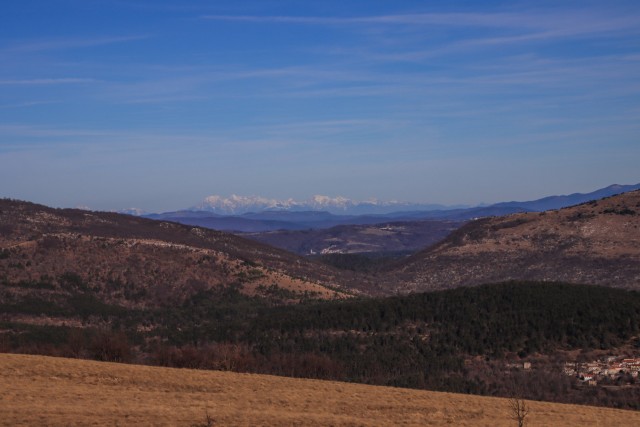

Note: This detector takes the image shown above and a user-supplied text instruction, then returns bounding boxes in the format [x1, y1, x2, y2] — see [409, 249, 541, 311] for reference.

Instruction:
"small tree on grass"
[508, 396, 529, 427]
[191, 410, 214, 427]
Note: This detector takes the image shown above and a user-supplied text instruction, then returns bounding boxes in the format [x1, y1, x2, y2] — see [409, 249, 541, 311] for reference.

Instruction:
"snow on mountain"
[194, 195, 300, 214]
[192, 195, 450, 215]
[307, 195, 353, 211]
[117, 208, 147, 216]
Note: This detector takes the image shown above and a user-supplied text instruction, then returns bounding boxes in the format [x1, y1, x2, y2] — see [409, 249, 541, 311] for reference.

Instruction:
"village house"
[564, 356, 640, 384]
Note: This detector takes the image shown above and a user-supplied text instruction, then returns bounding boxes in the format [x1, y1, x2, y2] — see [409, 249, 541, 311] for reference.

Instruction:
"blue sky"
[1, 0, 639, 212]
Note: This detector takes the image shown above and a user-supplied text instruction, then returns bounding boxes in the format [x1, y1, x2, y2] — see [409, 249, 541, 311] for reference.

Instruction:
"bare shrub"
[191, 410, 214, 427]
[64, 328, 87, 358]
[508, 396, 530, 427]
[90, 329, 131, 363]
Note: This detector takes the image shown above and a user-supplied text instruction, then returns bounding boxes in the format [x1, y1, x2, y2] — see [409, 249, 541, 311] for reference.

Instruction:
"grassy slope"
[1, 353, 638, 426]
[388, 190, 640, 293]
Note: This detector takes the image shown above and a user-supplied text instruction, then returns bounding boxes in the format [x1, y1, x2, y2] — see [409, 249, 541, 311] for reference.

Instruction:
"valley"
[2, 187, 640, 415]
[244, 219, 463, 256]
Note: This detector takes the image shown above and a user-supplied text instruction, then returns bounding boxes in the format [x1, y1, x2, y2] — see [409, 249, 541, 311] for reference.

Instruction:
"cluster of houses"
[563, 356, 640, 386]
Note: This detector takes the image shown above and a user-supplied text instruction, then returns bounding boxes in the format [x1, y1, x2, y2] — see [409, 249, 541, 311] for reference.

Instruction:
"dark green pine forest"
[3, 280, 640, 409]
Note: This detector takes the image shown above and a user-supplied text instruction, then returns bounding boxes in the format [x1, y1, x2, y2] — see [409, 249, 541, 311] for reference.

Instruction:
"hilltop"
[387, 190, 640, 293]
[2, 353, 639, 426]
[0, 198, 353, 313]
[3, 188, 640, 307]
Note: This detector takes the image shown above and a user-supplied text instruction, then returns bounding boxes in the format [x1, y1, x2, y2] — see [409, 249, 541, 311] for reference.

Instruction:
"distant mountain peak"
[196, 194, 299, 214]
[192, 194, 451, 215]
[186, 183, 640, 217]
[117, 207, 147, 216]
[492, 183, 640, 212]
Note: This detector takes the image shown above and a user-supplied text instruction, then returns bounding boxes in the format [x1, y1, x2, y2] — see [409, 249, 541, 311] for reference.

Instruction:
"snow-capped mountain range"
[191, 194, 454, 215]
[121, 183, 640, 218]
[117, 207, 147, 216]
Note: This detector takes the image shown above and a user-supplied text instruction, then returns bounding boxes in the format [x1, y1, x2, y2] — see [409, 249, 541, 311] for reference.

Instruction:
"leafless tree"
[191, 410, 214, 427]
[508, 396, 529, 427]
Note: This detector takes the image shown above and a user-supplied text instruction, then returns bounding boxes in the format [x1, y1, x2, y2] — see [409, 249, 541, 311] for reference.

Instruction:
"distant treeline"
[2, 281, 640, 409]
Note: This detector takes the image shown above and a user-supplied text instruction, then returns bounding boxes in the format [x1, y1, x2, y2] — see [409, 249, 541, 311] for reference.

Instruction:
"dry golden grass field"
[1, 353, 639, 426]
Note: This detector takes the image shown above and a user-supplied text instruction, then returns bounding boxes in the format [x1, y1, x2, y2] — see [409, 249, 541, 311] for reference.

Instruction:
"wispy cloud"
[203, 10, 640, 62]
[201, 10, 640, 33]
[2, 35, 149, 53]
[0, 124, 238, 152]
[201, 13, 532, 27]
[0, 78, 98, 85]
[0, 124, 117, 139]
[97, 65, 377, 103]
[250, 118, 408, 138]
[0, 101, 58, 109]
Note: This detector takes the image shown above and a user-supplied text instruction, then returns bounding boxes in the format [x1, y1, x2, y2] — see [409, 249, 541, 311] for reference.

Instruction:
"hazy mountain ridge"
[187, 183, 639, 216]
[492, 183, 640, 212]
[138, 184, 639, 238]
[177, 184, 640, 256]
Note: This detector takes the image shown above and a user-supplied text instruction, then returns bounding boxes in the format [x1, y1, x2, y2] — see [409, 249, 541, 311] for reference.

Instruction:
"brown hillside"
[388, 190, 640, 293]
[2, 353, 639, 426]
[0, 199, 355, 309]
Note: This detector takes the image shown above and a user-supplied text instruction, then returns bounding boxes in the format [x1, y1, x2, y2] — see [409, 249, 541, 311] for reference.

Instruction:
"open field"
[1, 354, 639, 426]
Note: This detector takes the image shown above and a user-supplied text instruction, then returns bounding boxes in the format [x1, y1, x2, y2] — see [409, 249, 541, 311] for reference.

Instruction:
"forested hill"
[252, 281, 640, 356]
[4, 281, 640, 408]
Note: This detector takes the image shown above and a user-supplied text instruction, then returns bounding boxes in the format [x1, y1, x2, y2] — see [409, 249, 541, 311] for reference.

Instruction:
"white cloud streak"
[201, 11, 640, 34]
[0, 78, 98, 85]
[0, 101, 58, 109]
[3, 35, 150, 53]
[201, 13, 534, 27]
